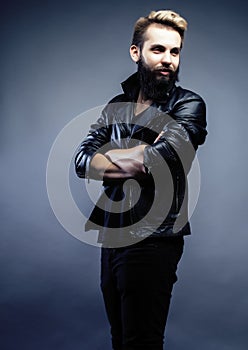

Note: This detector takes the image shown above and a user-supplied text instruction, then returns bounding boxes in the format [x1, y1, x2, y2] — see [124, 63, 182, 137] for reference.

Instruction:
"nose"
[161, 50, 172, 65]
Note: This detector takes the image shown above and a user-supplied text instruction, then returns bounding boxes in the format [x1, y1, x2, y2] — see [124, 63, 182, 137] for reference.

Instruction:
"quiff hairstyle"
[131, 10, 188, 49]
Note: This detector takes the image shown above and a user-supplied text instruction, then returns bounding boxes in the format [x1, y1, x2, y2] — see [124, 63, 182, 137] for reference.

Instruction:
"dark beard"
[137, 58, 179, 101]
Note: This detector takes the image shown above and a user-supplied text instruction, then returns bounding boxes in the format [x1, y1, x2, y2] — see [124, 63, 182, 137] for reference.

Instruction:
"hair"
[131, 10, 188, 49]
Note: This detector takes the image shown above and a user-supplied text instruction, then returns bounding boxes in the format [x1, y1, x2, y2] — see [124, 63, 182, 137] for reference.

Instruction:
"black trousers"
[100, 237, 184, 350]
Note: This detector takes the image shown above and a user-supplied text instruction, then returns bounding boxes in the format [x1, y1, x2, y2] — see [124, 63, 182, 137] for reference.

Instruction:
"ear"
[130, 45, 140, 63]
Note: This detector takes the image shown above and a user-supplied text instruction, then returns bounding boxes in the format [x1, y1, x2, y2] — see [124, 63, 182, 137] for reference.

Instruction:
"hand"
[153, 131, 165, 143]
[104, 145, 147, 179]
[105, 145, 146, 163]
[112, 158, 146, 178]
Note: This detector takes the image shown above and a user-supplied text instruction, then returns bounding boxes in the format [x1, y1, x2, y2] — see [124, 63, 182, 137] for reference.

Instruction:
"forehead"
[143, 23, 181, 48]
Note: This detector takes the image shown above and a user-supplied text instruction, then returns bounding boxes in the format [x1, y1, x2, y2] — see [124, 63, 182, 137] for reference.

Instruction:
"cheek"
[172, 57, 180, 68]
[145, 56, 161, 67]
[141, 51, 159, 66]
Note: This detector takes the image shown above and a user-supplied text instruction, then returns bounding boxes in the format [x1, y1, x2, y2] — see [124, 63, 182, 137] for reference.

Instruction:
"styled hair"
[131, 10, 188, 49]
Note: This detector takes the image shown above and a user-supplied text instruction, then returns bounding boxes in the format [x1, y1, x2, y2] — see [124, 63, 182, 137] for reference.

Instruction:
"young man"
[75, 10, 207, 350]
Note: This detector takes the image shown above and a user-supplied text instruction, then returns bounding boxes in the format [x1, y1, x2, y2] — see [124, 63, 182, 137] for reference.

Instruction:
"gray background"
[1, 0, 248, 349]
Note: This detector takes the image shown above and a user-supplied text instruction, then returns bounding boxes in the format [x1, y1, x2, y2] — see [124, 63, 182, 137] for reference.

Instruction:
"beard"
[137, 56, 179, 101]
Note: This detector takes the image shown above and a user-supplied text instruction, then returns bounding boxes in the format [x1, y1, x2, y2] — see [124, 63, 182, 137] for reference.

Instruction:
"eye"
[171, 48, 180, 56]
[151, 46, 164, 53]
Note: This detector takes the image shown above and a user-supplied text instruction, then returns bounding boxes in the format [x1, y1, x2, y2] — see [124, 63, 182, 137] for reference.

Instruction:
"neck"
[137, 91, 152, 106]
[134, 91, 152, 116]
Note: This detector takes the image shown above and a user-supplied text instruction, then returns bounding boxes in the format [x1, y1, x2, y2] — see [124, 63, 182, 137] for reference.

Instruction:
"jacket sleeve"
[74, 106, 111, 179]
[143, 94, 207, 174]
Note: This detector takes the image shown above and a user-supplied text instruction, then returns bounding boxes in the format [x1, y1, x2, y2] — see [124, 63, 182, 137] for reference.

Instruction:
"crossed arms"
[75, 97, 207, 182]
[89, 145, 147, 180]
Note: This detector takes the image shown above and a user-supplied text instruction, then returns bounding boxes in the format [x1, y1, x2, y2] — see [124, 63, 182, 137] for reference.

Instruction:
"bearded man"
[75, 9, 207, 350]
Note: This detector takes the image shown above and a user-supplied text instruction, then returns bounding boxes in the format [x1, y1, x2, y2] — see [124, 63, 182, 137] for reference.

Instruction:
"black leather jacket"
[75, 73, 207, 244]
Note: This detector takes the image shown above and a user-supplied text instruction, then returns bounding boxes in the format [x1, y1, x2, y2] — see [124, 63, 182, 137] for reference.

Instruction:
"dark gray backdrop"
[1, 0, 248, 349]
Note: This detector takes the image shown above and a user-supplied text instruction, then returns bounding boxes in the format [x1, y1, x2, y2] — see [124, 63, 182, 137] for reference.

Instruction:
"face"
[130, 23, 181, 83]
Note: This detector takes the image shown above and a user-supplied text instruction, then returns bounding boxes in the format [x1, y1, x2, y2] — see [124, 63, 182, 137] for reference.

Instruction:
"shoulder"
[100, 93, 131, 118]
[167, 85, 206, 117]
[99, 93, 130, 124]
[172, 85, 206, 106]
[167, 86, 206, 119]
[107, 93, 129, 104]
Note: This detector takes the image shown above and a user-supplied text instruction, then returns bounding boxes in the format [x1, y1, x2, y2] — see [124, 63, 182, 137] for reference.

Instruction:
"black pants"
[100, 237, 184, 350]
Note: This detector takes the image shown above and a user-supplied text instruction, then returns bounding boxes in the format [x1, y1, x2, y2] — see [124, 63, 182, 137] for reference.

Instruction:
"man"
[75, 9, 207, 350]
